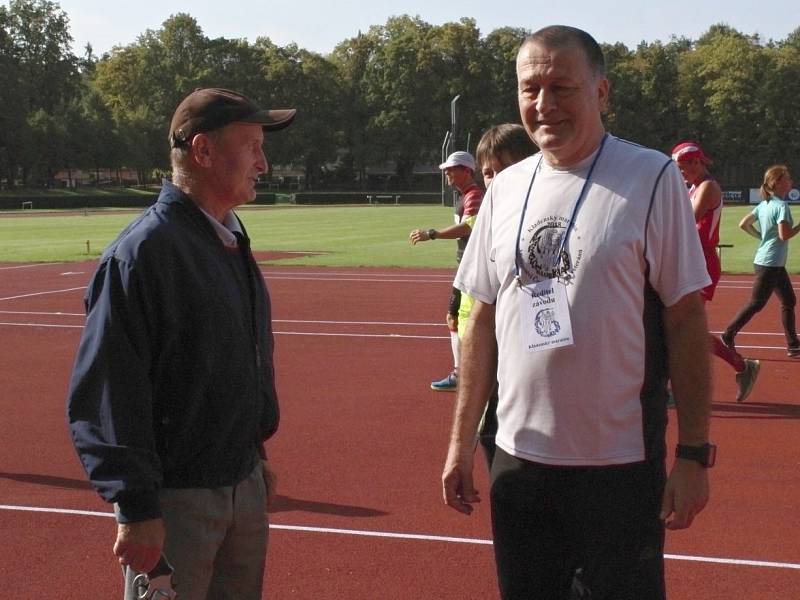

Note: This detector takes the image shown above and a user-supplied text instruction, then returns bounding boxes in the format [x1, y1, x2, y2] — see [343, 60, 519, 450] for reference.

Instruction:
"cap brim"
[241, 108, 297, 131]
[439, 160, 473, 170]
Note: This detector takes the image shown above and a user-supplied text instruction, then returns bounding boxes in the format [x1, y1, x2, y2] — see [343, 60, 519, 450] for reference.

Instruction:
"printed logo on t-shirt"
[524, 216, 582, 284]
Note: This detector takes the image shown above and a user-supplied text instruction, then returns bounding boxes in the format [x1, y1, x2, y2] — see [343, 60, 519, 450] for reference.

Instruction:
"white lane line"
[270, 523, 492, 545]
[662, 553, 800, 570]
[0, 287, 85, 302]
[0, 322, 449, 339]
[0, 321, 796, 348]
[709, 330, 786, 338]
[0, 312, 791, 339]
[0, 504, 797, 570]
[276, 331, 447, 340]
[0, 310, 84, 316]
[0, 504, 113, 518]
[0, 312, 445, 327]
[266, 276, 453, 284]
[275, 319, 443, 327]
[262, 271, 454, 279]
[0, 264, 62, 271]
[0, 322, 84, 329]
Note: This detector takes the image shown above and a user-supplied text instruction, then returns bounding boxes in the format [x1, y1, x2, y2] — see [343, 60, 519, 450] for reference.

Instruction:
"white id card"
[518, 279, 574, 352]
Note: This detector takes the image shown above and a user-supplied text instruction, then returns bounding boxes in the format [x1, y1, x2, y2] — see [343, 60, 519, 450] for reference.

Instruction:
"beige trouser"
[121, 462, 268, 600]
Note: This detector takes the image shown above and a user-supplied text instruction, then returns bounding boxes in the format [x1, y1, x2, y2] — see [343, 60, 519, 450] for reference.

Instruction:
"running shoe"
[788, 345, 800, 357]
[735, 359, 760, 403]
[431, 371, 457, 392]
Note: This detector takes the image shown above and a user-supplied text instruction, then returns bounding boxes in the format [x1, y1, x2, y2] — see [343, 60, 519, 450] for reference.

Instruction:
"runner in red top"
[671, 141, 760, 402]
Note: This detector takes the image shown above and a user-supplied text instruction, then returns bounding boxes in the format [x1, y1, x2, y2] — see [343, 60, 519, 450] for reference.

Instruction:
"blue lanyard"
[514, 134, 609, 284]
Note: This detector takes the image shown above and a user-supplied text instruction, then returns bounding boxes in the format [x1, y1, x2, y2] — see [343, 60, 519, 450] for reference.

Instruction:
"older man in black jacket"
[67, 88, 295, 599]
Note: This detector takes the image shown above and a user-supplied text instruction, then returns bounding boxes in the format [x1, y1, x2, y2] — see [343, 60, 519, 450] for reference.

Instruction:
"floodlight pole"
[450, 95, 460, 154]
[450, 95, 461, 210]
[441, 131, 451, 206]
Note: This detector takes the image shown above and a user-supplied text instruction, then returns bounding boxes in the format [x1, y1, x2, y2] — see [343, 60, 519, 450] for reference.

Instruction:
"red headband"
[671, 141, 711, 164]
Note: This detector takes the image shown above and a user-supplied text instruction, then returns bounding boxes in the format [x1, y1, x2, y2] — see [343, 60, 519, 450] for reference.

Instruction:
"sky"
[52, 0, 799, 58]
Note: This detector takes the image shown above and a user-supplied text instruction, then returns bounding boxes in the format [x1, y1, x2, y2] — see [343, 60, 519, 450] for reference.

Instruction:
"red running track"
[0, 262, 798, 599]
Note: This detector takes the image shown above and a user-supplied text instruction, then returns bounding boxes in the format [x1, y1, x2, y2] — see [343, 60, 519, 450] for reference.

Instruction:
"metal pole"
[450, 95, 461, 154]
[441, 131, 451, 206]
[450, 95, 461, 210]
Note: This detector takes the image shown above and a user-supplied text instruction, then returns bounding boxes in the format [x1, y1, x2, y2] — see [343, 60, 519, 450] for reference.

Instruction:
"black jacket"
[67, 180, 279, 522]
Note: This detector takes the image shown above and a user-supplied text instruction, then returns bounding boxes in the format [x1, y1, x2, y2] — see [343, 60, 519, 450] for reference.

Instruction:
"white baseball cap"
[439, 151, 475, 171]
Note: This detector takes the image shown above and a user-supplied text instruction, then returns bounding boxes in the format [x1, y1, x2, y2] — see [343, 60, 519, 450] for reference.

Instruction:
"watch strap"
[675, 443, 716, 468]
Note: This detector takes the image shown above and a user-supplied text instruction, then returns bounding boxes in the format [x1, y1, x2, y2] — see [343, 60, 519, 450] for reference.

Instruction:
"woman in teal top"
[722, 165, 800, 356]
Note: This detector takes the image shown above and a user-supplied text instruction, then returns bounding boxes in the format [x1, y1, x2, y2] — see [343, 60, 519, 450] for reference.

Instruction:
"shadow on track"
[271, 494, 387, 517]
[0, 472, 91, 490]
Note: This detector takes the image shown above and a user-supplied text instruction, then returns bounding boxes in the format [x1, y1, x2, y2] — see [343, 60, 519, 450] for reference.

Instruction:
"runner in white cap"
[409, 151, 484, 391]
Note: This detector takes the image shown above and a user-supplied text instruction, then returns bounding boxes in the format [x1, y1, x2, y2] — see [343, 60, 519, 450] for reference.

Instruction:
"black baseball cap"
[169, 88, 296, 148]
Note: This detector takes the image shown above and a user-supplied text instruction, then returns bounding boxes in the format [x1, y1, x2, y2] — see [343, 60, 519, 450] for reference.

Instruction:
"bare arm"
[410, 222, 472, 245]
[660, 291, 712, 530]
[739, 213, 760, 240]
[691, 180, 721, 223]
[442, 299, 496, 515]
[777, 220, 800, 241]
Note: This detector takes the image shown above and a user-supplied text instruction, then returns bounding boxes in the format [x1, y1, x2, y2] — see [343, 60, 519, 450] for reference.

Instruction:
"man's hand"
[409, 228, 430, 245]
[446, 313, 458, 332]
[442, 442, 480, 515]
[660, 459, 709, 530]
[262, 459, 278, 509]
[114, 518, 166, 574]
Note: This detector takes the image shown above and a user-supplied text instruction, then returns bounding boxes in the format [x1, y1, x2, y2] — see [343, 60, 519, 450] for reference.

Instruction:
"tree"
[91, 14, 215, 177]
[605, 38, 690, 152]
[254, 40, 343, 188]
[478, 27, 530, 129]
[0, 0, 79, 185]
[357, 16, 449, 188]
[678, 25, 769, 185]
[331, 31, 378, 187]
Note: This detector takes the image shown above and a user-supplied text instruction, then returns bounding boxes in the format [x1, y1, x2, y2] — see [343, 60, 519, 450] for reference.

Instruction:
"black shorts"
[490, 447, 666, 600]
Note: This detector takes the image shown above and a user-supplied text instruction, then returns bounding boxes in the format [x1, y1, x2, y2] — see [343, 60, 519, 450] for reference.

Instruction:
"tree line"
[1, 0, 799, 190]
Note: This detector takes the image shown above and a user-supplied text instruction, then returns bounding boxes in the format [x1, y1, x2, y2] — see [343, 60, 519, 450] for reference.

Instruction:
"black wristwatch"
[427, 228, 437, 240]
[675, 443, 717, 468]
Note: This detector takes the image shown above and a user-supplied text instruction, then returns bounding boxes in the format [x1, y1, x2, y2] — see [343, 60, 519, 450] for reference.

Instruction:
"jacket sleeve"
[258, 290, 280, 446]
[66, 255, 163, 523]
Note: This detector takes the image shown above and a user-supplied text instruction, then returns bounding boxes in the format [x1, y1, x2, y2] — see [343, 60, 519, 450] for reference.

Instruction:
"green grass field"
[0, 204, 797, 273]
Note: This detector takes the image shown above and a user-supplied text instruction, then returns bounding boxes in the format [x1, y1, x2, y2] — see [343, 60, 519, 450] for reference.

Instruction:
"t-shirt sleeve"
[645, 161, 712, 307]
[778, 203, 792, 225]
[461, 188, 484, 219]
[454, 184, 499, 304]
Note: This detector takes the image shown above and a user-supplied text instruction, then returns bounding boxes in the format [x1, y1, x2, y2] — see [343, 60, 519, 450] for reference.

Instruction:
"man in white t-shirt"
[441, 26, 714, 600]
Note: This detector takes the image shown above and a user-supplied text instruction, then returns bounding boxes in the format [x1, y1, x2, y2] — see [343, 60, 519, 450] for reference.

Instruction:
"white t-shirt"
[455, 135, 710, 466]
